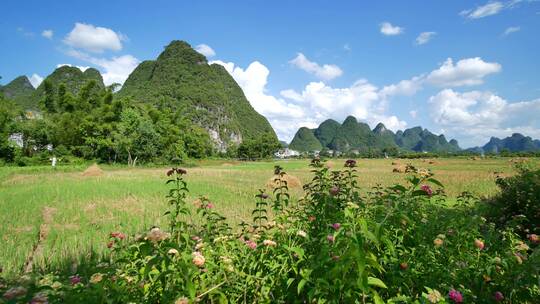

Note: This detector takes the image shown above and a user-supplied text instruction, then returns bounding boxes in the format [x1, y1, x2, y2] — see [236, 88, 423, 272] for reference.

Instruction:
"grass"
[0, 157, 535, 279]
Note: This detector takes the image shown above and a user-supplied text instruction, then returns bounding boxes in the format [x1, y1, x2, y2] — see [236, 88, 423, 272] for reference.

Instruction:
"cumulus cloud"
[212, 59, 406, 141]
[425, 58, 501, 87]
[64, 23, 126, 53]
[28, 74, 44, 88]
[502, 26, 521, 36]
[289, 53, 343, 80]
[41, 30, 53, 39]
[380, 22, 404, 36]
[415, 32, 436, 45]
[56, 63, 90, 71]
[195, 44, 216, 58]
[429, 89, 540, 147]
[66, 49, 139, 85]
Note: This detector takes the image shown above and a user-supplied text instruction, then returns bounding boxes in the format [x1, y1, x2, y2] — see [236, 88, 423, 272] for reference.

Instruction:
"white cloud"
[289, 53, 343, 80]
[212, 59, 406, 141]
[409, 110, 418, 118]
[415, 32, 436, 45]
[502, 26, 521, 36]
[41, 30, 53, 39]
[380, 22, 404, 36]
[56, 63, 90, 71]
[280, 89, 304, 102]
[429, 89, 540, 147]
[461, 0, 537, 19]
[66, 49, 139, 85]
[28, 74, 43, 88]
[195, 44, 216, 58]
[64, 23, 126, 53]
[425, 58, 501, 87]
[461, 2, 504, 19]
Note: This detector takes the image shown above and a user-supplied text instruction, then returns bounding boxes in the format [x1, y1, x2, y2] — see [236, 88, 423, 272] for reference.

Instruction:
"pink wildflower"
[421, 184, 433, 197]
[329, 186, 340, 196]
[494, 291, 504, 302]
[332, 223, 341, 230]
[448, 289, 463, 303]
[70, 275, 82, 285]
[474, 239, 485, 250]
[327, 234, 335, 243]
[245, 240, 257, 249]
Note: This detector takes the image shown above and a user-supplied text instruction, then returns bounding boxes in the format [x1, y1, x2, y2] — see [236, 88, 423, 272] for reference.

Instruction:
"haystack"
[266, 174, 302, 189]
[392, 165, 406, 173]
[82, 164, 104, 177]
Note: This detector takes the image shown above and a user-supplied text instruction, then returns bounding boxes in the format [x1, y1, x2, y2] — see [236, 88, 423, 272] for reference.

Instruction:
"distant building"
[8, 133, 23, 148]
[275, 148, 300, 158]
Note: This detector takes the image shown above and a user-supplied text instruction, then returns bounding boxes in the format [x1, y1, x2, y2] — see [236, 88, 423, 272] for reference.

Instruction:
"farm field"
[0, 157, 532, 279]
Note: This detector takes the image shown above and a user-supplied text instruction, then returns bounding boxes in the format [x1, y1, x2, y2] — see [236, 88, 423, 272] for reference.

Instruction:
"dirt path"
[23, 207, 57, 273]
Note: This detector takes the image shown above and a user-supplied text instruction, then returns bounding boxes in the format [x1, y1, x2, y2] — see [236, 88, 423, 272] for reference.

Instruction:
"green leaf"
[297, 279, 307, 294]
[367, 277, 387, 289]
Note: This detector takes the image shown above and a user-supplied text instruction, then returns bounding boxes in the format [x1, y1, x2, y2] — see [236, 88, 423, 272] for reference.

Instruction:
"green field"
[0, 157, 531, 278]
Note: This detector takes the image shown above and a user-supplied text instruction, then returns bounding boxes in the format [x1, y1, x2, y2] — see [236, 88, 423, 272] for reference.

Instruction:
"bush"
[482, 163, 540, 236]
[1, 159, 539, 303]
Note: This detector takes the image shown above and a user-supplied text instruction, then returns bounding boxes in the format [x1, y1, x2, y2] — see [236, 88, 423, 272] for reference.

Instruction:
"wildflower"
[426, 289, 443, 303]
[331, 255, 340, 261]
[494, 291, 504, 302]
[344, 159, 357, 168]
[191, 235, 201, 242]
[433, 238, 444, 247]
[399, 262, 408, 270]
[327, 234, 335, 243]
[448, 289, 463, 303]
[3, 286, 27, 300]
[51, 281, 62, 290]
[175, 297, 189, 304]
[346, 202, 359, 209]
[245, 240, 257, 249]
[308, 216, 316, 222]
[331, 223, 341, 230]
[297, 230, 307, 238]
[90, 273, 103, 284]
[527, 233, 539, 244]
[329, 186, 340, 196]
[205, 203, 214, 209]
[195, 242, 205, 250]
[226, 265, 234, 272]
[166, 169, 175, 176]
[30, 292, 48, 304]
[110, 232, 126, 240]
[177, 168, 187, 175]
[220, 256, 232, 264]
[70, 275, 82, 285]
[146, 227, 170, 243]
[474, 239, 485, 250]
[192, 252, 205, 267]
[107, 241, 114, 248]
[515, 241, 529, 251]
[421, 185, 433, 197]
[263, 239, 277, 247]
[168, 248, 179, 255]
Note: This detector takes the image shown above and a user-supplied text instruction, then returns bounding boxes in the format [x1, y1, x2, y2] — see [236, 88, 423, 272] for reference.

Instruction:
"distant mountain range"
[289, 116, 461, 153]
[466, 133, 540, 154]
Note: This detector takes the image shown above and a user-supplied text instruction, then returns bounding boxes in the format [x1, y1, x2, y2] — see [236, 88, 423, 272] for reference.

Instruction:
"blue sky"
[1, 0, 540, 147]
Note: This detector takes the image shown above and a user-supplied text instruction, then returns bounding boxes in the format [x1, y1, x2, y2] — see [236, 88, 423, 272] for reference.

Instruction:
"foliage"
[481, 162, 540, 236]
[118, 40, 277, 148]
[236, 132, 281, 160]
[1, 159, 538, 303]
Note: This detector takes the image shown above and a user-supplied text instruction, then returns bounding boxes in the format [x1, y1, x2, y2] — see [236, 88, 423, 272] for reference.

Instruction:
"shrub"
[482, 163, 540, 236]
[1, 159, 539, 303]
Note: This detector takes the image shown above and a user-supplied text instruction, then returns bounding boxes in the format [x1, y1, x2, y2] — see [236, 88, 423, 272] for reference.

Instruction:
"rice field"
[0, 157, 534, 278]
